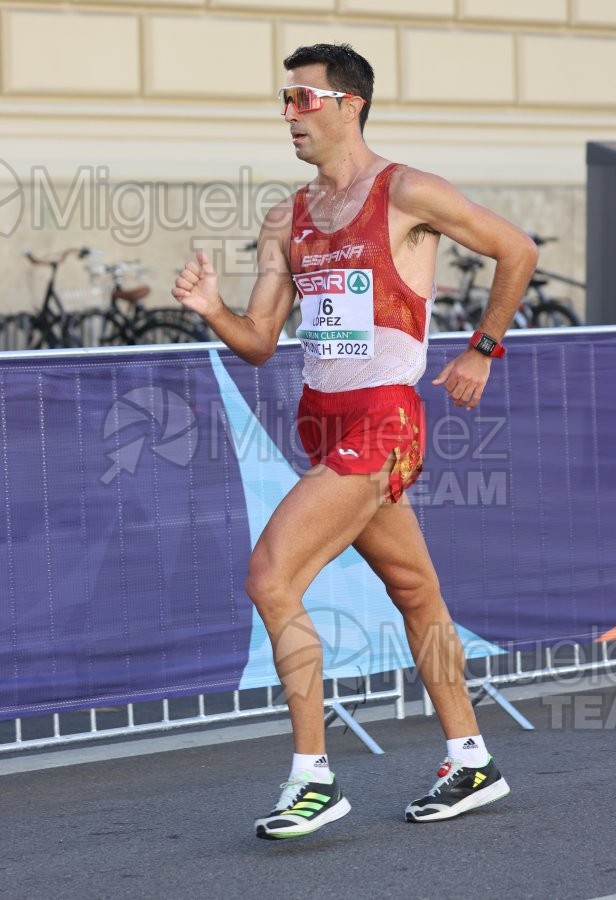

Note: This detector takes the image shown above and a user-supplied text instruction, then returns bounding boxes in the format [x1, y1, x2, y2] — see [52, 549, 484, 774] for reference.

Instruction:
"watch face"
[477, 335, 497, 354]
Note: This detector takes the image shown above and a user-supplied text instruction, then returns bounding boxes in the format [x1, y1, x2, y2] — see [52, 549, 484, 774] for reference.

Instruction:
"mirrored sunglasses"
[278, 84, 357, 115]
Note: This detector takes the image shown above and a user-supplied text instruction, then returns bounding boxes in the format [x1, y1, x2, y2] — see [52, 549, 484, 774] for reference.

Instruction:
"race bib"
[293, 268, 374, 359]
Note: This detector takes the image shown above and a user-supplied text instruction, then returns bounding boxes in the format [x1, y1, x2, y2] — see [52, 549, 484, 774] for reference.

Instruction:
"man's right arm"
[172, 199, 296, 366]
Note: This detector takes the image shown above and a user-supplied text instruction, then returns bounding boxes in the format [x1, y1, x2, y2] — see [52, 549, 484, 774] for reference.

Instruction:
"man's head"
[282, 43, 374, 133]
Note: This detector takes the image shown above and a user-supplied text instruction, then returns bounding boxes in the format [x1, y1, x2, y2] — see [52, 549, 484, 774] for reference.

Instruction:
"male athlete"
[172, 43, 538, 840]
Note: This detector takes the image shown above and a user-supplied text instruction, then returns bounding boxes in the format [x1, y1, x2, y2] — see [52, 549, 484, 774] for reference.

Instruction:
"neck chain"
[314, 170, 361, 232]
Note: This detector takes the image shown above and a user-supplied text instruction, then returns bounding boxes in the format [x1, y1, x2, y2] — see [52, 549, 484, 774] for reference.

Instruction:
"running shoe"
[255, 772, 351, 840]
[405, 755, 510, 822]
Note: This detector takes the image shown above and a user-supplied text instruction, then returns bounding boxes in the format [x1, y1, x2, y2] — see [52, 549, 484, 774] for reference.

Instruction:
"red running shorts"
[297, 384, 425, 504]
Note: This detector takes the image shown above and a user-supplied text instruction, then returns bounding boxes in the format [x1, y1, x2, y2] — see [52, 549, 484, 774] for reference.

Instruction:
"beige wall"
[1, 0, 614, 316]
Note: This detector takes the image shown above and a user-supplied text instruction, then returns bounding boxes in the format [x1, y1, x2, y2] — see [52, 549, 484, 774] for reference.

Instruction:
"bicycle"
[432, 237, 583, 331]
[22, 246, 95, 349]
[431, 245, 489, 332]
[73, 261, 212, 347]
[518, 233, 584, 327]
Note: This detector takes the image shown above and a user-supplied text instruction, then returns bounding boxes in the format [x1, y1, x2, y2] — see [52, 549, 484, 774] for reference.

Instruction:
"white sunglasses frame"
[278, 84, 358, 115]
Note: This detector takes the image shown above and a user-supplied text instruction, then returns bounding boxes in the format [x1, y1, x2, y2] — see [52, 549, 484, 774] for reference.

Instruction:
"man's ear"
[344, 97, 364, 123]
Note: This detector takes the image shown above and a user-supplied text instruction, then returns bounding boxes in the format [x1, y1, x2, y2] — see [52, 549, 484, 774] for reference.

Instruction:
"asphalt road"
[1, 684, 615, 900]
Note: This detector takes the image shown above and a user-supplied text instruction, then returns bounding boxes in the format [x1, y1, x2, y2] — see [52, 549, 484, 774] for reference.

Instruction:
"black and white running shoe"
[405, 755, 510, 822]
[255, 772, 351, 840]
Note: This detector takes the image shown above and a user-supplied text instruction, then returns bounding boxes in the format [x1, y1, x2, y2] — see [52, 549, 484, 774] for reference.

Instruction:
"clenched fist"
[172, 250, 221, 321]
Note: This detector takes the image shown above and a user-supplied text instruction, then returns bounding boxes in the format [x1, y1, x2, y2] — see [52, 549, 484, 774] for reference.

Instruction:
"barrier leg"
[471, 680, 535, 730]
[422, 685, 435, 717]
[325, 702, 385, 754]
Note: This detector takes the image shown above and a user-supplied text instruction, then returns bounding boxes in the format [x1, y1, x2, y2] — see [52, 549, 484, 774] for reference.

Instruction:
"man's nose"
[283, 101, 300, 122]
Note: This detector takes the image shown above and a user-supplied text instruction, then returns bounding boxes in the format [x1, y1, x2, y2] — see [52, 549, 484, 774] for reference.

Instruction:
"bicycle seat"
[451, 257, 484, 272]
[528, 274, 549, 287]
[112, 285, 151, 303]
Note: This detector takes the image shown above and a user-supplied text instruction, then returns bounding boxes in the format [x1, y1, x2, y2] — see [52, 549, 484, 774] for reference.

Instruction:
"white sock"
[446, 735, 489, 768]
[290, 753, 331, 783]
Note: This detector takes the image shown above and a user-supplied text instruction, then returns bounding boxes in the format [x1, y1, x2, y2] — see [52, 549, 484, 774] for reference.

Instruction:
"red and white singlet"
[289, 163, 433, 393]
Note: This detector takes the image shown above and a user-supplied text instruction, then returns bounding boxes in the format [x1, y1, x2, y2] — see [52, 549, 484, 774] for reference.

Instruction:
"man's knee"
[245, 552, 274, 604]
[245, 549, 290, 620]
[386, 567, 442, 616]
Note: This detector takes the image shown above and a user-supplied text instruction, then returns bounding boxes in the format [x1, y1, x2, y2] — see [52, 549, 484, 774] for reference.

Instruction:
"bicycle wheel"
[89, 307, 148, 346]
[508, 304, 533, 329]
[64, 309, 107, 348]
[428, 309, 449, 333]
[26, 313, 75, 349]
[432, 296, 459, 331]
[530, 301, 581, 328]
[433, 295, 481, 331]
[464, 298, 486, 330]
[135, 314, 210, 345]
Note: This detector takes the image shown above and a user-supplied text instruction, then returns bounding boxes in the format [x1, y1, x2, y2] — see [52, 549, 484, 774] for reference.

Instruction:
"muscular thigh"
[352, 494, 439, 592]
[250, 458, 395, 597]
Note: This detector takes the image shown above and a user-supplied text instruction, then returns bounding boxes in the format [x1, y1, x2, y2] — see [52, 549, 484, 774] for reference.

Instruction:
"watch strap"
[470, 331, 506, 358]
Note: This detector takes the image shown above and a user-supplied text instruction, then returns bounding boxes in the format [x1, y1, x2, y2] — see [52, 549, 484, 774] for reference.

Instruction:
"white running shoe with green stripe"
[255, 772, 351, 840]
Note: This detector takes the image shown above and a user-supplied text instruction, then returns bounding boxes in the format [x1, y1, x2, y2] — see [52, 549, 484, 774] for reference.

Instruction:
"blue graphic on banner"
[0, 328, 615, 720]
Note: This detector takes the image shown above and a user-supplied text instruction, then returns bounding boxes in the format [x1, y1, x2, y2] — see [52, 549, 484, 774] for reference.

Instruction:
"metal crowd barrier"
[1, 643, 615, 753]
[0, 672, 405, 754]
[0, 313, 32, 351]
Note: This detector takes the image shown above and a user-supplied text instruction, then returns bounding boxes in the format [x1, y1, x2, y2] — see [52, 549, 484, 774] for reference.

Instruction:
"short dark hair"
[283, 43, 374, 133]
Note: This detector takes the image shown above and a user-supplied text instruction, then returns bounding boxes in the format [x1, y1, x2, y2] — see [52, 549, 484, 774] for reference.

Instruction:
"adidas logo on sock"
[313, 756, 328, 767]
[462, 738, 478, 750]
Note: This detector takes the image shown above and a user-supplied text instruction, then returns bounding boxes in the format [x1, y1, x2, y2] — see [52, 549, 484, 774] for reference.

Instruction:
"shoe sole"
[405, 777, 510, 823]
[256, 797, 352, 840]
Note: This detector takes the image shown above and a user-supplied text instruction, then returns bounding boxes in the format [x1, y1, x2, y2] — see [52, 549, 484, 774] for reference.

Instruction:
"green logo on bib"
[347, 271, 370, 294]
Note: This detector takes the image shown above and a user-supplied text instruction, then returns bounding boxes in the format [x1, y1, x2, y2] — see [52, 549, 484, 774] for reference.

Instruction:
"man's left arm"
[396, 169, 539, 409]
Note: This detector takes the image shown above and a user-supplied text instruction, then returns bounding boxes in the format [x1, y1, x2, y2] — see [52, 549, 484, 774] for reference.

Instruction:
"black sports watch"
[469, 331, 506, 358]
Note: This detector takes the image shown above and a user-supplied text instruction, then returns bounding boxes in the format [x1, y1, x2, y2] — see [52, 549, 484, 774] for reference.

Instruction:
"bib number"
[294, 268, 374, 359]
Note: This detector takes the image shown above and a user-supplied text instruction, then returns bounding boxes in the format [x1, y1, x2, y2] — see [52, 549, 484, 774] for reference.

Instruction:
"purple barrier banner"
[0, 329, 615, 720]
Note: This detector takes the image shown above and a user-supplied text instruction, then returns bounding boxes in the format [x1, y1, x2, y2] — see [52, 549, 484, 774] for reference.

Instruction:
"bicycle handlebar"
[534, 267, 586, 289]
[527, 232, 558, 247]
[445, 241, 584, 289]
[86, 261, 151, 283]
[448, 245, 484, 271]
[24, 247, 94, 267]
